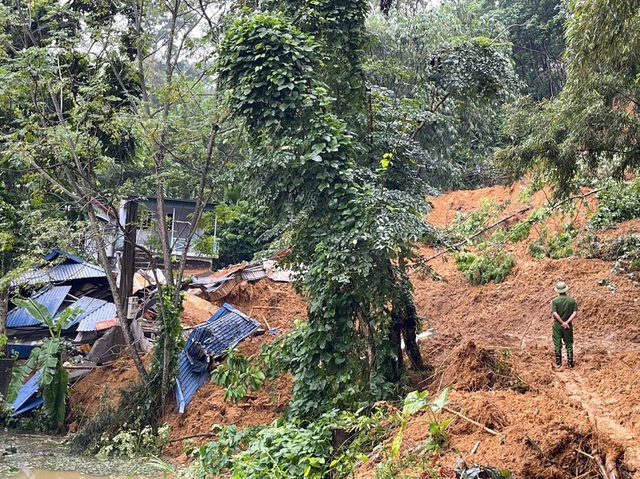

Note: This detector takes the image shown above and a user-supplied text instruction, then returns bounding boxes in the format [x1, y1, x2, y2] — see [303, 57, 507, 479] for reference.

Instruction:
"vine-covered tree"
[216, 0, 518, 417]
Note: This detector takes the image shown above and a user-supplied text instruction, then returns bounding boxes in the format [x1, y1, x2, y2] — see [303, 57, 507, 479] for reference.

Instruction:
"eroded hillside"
[70, 180, 640, 477]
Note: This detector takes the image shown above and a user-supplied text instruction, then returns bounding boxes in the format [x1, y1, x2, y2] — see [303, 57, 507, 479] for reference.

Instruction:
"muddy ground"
[69, 180, 640, 478]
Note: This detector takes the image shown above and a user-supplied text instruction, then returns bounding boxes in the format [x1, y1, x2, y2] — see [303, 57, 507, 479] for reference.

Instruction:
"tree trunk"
[86, 205, 147, 378]
[388, 311, 403, 382]
[397, 256, 427, 371]
[0, 286, 8, 357]
[357, 308, 377, 383]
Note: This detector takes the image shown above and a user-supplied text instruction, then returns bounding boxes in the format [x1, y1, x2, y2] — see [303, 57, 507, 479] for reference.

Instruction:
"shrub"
[96, 424, 171, 458]
[455, 249, 515, 285]
[211, 348, 266, 404]
[529, 224, 577, 260]
[449, 198, 502, 243]
[589, 179, 640, 230]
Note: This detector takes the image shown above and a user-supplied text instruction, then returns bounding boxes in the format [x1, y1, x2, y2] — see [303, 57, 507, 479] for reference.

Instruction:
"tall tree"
[216, 0, 518, 416]
[497, 0, 640, 193]
[479, 0, 566, 100]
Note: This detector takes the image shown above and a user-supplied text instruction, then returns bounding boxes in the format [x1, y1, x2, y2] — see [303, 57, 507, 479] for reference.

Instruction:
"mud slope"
[384, 182, 640, 478]
[69, 180, 640, 477]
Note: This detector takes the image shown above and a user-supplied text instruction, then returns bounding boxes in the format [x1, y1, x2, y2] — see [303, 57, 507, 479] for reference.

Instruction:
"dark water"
[0, 433, 168, 479]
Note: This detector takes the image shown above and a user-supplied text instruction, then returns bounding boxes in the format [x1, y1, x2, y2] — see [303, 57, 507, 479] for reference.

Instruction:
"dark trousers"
[552, 321, 573, 353]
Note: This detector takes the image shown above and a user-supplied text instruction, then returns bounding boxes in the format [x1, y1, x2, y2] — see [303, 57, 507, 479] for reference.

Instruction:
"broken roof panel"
[240, 264, 267, 282]
[65, 296, 109, 329]
[10, 373, 43, 416]
[7, 285, 72, 328]
[15, 249, 106, 286]
[77, 301, 117, 332]
[175, 303, 261, 413]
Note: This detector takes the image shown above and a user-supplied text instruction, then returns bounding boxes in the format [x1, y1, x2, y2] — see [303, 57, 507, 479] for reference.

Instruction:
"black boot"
[567, 350, 574, 368]
[555, 350, 562, 367]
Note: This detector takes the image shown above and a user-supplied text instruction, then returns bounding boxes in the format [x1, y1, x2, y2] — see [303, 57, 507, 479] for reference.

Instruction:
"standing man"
[551, 281, 578, 368]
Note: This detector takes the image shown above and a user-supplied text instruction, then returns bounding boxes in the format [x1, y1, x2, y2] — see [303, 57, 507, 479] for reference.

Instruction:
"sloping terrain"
[69, 180, 640, 477]
[356, 181, 640, 478]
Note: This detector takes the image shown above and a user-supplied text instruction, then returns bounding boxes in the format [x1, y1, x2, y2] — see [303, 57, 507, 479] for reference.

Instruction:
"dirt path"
[557, 367, 640, 475]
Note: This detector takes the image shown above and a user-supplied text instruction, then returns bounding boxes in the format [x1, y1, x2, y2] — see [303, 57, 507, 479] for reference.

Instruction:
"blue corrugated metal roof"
[14, 249, 106, 286]
[7, 286, 72, 328]
[65, 296, 109, 329]
[77, 301, 116, 332]
[12, 396, 44, 416]
[44, 248, 85, 264]
[17, 262, 106, 285]
[10, 373, 42, 416]
[175, 303, 260, 413]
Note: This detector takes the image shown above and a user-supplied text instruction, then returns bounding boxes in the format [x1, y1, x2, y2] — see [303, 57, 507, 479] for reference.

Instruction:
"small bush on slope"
[455, 249, 515, 285]
[589, 179, 640, 230]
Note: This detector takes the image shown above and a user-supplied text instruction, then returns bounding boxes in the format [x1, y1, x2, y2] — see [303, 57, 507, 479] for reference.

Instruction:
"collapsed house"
[7, 249, 115, 359]
[7, 250, 294, 416]
[5, 249, 151, 416]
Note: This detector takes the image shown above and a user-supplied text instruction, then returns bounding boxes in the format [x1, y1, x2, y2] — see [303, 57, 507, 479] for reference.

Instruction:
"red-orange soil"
[70, 181, 640, 477]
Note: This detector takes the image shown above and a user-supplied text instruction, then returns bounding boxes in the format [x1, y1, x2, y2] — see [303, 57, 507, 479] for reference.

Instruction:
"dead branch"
[166, 432, 218, 443]
[442, 406, 503, 439]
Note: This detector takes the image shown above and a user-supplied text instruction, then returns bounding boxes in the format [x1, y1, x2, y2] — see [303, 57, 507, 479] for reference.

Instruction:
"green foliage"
[455, 249, 515, 285]
[197, 403, 414, 479]
[7, 299, 80, 431]
[450, 198, 502, 243]
[498, 0, 640, 195]
[529, 224, 577, 259]
[391, 389, 451, 458]
[366, 5, 520, 189]
[478, 0, 566, 99]
[211, 348, 266, 404]
[589, 180, 640, 230]
[205, 206, 273, 269]
[505, 221, 531, 243]
[198, 425, 255, 474]
[97, 424, 171, 458]
[584, 234, 640, 278]
[199, 415, 336, 479]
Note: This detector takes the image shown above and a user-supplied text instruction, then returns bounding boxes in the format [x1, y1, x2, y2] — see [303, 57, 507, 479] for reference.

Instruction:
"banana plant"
[391, 388, 452, 458]
[7, 298, 81, 430]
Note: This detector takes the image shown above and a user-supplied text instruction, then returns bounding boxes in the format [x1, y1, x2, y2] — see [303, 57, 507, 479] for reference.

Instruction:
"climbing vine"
[216, 9, 424, 416]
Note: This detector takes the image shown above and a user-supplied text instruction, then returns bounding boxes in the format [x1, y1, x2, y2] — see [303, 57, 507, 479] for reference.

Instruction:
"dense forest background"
[2, 0, 640, 477]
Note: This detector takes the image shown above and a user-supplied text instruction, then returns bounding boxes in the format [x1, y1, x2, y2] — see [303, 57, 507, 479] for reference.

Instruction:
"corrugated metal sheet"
[14, 249, 106, 286]
[240, 264, 267, 282]
[207, 279, 237, 301]
[10, 373, 42, 416]
[64, 296, 109, 329]
[175, 303, 260, 413]
[77, 302, 117, 332]
[49, 262, 106, 282]
[7, 285, 72, 328]
[12, 396, 44, 416]
[44, 248, 84, 263]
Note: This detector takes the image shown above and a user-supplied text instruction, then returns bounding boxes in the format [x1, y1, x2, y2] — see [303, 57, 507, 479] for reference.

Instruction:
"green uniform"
[551, 293, 578, 354]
